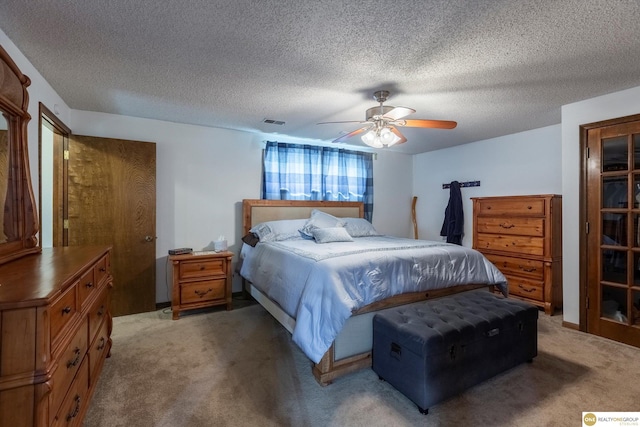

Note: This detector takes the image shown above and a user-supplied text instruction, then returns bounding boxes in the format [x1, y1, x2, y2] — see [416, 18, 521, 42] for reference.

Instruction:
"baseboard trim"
[562, 320, 579, 330]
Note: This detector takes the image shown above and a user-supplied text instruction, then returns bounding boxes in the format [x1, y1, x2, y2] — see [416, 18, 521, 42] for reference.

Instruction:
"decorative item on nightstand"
[169, 250, 234, 319]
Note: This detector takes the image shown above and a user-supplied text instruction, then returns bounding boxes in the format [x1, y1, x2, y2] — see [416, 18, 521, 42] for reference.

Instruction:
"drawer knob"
[66, 395, 81, 422]
[85, 281, 94, 288]
[62, 306, 72, 314]
[195, 288, 213, 298]
[199, 265, 205, 271]
[67, 347, 81, 368]
[97, 337, 106, 351]
[99, 267, 106, 272]
[97, 305, 105, 316]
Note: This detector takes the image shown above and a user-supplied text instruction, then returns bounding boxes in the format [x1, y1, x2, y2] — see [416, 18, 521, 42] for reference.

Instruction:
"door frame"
[38, 103, 70, 247]
[579, 112, 640, 332]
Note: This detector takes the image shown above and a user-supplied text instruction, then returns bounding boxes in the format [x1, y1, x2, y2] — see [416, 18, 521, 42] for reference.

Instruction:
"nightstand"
[169, 251, 234, 319]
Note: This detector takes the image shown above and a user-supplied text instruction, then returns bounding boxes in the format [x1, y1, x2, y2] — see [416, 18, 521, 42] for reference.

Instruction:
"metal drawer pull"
[520, 266, 537, 272]
[499, 222, 515, 229]
[99, 267, 106, 272]
[195, 288, 213, 298]
[85, 281, 94, 288]
[62, 306, 72, 314]
[67, 348, 81, 368]
[518, 284, 536, 293]
[97, 305, 105, 316]
[66, 395, 81, 422]
[97, 337, 106, 351]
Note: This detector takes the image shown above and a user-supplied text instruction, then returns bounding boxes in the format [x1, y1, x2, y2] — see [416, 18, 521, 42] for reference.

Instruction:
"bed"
[239, 199, 508, 385]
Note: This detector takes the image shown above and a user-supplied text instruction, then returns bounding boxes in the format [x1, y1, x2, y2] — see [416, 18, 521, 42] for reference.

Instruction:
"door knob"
[144, 236, 155, 242]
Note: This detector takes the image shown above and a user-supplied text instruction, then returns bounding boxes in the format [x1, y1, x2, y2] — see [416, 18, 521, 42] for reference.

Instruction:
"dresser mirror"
[0, 45, 40, 265]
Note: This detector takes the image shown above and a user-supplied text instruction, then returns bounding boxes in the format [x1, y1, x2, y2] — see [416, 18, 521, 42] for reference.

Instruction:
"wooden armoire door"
[68, 135, 156, 316]
[586, 118, 640, 347]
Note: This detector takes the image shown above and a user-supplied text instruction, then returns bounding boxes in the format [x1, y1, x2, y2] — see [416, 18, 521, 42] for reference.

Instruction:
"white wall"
[412, 125, 562, 246]
[561, 85, 640, 325]
[70, 112, 414, 302]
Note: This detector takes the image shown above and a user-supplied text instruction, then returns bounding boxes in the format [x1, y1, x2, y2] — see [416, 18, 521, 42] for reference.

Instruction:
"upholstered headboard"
[242, 199, 364, 235]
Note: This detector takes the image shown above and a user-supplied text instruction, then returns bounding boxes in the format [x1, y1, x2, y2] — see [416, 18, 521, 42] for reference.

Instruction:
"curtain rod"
[442, 180, 480, 189]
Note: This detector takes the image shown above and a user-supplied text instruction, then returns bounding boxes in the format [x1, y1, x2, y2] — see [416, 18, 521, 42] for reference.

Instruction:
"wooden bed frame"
[241, 199, 487, 385]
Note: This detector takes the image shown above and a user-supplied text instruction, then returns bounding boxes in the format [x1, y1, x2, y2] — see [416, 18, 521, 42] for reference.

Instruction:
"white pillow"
[311, 227, 354, 243]
[250, 219, 307, 242]
[343, 217, 380, 237]
[299, 209, 346, 238]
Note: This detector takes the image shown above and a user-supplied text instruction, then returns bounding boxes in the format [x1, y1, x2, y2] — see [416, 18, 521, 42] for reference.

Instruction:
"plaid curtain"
[262, 141, 374, 221]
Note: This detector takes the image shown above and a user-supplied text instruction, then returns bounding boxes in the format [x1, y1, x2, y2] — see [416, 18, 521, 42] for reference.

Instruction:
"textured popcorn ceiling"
[2, 1, 640, 154]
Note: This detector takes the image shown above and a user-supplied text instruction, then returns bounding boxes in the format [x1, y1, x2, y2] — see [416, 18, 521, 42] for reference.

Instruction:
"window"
[262, 141, 374, 220]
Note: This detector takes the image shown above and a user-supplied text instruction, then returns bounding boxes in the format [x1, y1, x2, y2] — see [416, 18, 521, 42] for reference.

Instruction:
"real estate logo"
[584, 413, 597, 426]
[582, 412, 640, 427]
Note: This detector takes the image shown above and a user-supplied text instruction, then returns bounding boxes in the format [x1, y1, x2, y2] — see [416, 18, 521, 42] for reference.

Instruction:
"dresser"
[170, 251, 233, 319]
[472, 195, 562, 315]
[0, 246, 112, 427]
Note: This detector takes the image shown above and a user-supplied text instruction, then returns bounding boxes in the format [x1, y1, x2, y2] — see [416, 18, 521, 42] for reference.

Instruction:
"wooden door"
[586, 119, 640, 347]
[68, 135, 156, 316]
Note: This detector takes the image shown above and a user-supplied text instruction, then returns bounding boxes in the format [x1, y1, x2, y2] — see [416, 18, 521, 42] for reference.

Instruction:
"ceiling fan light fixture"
[361, 127, 401, 148]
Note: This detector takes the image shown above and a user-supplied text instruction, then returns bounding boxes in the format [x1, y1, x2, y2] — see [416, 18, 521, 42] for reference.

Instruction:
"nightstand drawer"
[477, 198, 545, 216]
[476, 217, 544, 237]
[476, 233, 544, 256]
[507, 275, 544, 301]
[179, 258, 226, 279]
[484, 254, 544, 280]
[51, 285, 78, 344]
[181, 279, 226, 304]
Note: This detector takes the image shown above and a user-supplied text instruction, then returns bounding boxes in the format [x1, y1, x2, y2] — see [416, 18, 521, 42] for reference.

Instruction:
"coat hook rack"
[442, 180, 481, 189]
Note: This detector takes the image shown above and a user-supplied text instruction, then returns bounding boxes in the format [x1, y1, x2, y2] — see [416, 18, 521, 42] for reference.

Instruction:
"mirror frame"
[0, 44, 40, 265]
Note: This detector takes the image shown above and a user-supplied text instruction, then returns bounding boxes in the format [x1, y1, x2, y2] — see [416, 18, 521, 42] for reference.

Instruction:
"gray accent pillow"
[250, 219, 308, 242]
[343, 217, 380, 237]
[299, 209, 346, 238]
[311, 227, 354, 243]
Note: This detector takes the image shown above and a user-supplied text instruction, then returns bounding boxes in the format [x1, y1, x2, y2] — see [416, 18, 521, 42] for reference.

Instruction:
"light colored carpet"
[83, 301, 640, 427]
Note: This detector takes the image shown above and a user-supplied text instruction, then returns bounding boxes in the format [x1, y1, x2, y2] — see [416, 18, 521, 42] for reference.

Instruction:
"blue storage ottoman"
[372, 290, 538, 414]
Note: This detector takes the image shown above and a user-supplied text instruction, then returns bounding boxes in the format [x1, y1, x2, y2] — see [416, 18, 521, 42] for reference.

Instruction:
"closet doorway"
[40, 105, 156, 316]
[584, 114, 640, 347]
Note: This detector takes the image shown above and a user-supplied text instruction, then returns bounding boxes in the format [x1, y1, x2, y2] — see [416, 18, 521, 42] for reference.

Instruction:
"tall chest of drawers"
[472, 195, 562, 315]
[0, 246, 112, 427]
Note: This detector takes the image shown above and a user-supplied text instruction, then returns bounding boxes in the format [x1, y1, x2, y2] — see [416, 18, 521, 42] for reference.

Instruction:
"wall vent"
[263, 119, 285, 125]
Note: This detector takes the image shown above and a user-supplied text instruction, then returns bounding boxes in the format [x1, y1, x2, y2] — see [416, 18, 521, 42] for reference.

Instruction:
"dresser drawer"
[476, 198, 545, 216]
[179, 258, 226, 279]
[88, 285, 110, 342]
[50, 321, 88, 425]
[51, 285, 78, 344]
[52, 358, 90, 427]
[94, 254, 109, 286]
[476, 217, 544, 237]
[476, 233, 544, 256]
[181, 279, 226, 304]
[507, 275, 544, 301]
[77, 267, 96, 308]
[89, 318, 110, 384]
[484, 254, 544, 280]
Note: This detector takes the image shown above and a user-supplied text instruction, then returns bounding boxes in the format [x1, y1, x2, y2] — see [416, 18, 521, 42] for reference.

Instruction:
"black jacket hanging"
[440, 181, 463, 245]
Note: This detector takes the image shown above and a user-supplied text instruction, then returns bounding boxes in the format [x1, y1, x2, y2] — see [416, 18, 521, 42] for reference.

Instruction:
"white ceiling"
[2, 1, 640, 154]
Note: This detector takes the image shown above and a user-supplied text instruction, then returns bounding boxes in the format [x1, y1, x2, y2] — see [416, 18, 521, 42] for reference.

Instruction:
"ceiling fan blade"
[332, 126, 372, 143]
[382, 106, 415, 120]
[389, 126, 407, 145]
[318, 120, 368, 125]
[399, 119, 457, 129]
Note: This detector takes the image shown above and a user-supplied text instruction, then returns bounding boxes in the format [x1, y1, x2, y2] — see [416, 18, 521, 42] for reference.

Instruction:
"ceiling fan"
[318, 90, 457, 148]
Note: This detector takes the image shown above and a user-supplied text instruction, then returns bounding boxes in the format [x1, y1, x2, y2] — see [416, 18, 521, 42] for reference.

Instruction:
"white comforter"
[240, 236, 507, 363]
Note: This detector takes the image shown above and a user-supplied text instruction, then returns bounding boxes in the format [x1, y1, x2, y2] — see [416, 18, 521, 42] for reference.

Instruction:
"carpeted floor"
[83, 298, 640, 427]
